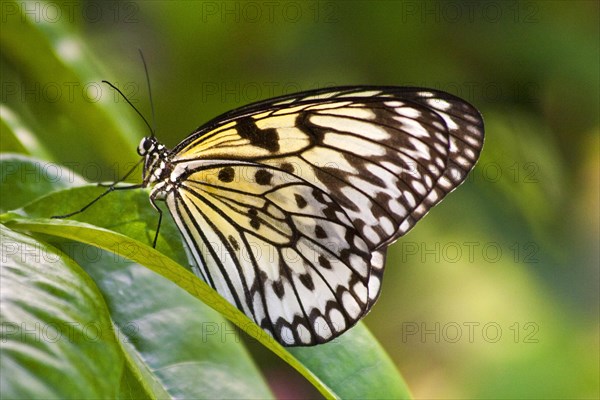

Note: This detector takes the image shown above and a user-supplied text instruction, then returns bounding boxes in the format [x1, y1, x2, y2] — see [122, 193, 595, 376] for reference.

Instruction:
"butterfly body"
[136, 86, 484, 346]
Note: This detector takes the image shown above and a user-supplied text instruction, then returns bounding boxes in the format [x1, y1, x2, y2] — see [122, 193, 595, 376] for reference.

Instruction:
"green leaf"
[1, 216, 339, 397]
[0, 153, 85, 213]
[290, 327, 412, 399]
[0, 225, 123, 399]
[0, 0, 141, 175]
[63, 245, 274, 399]
[0, 105, 46, 157]
[1, 156, 274, 398]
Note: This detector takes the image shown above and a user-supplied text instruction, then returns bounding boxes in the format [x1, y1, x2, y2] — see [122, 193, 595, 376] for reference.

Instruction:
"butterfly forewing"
[150, 86, 483, 345]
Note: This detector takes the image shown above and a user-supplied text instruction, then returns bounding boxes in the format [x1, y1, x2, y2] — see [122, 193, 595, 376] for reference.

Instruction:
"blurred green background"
[1, 0, 598, 398]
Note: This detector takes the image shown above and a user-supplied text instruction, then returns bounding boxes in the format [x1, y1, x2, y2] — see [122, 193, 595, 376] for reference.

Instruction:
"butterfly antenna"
[102, 80, 154, 136]
[138, 49, 157, 138]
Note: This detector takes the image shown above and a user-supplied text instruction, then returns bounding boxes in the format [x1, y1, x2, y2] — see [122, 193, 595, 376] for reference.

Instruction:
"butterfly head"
[138, 136, 170, 185]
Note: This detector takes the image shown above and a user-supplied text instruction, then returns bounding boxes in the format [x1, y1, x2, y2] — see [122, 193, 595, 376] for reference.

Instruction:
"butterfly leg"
[149, 194, 163, 248]
[52, 183, 144, 218]
[52, 159, 144, 219]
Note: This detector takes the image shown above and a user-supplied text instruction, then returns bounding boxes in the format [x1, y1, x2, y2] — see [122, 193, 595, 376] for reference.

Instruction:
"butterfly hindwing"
[165, 162, 374, 344]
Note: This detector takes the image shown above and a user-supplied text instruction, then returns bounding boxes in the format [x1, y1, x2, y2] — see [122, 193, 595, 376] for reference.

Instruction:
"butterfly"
[62, 85, 484, 346]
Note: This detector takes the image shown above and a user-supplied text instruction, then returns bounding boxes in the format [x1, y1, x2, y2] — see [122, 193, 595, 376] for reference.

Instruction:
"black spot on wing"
[248, 208, 261, 230]
[255, 169, 273, 185]
[315, 225, 327, 239]
[218, 166, 235, 182]
[299, 273, 315, 290]
[237, 117, 280, 153]
[272, 280, 285, 299]
[294, 194, 307, 209]
[229, 235, 240, 250]
[318, 255, 332, 269]
[280, 162, 295, 174]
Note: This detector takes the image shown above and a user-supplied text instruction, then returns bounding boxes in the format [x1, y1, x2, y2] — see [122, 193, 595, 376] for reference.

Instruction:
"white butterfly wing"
[166, 162, 374, 344]
[161, 87, 483, 345]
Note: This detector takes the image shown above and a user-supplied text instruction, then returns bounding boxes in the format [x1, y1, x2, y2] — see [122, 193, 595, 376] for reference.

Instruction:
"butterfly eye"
[138, 137, 153, 156]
